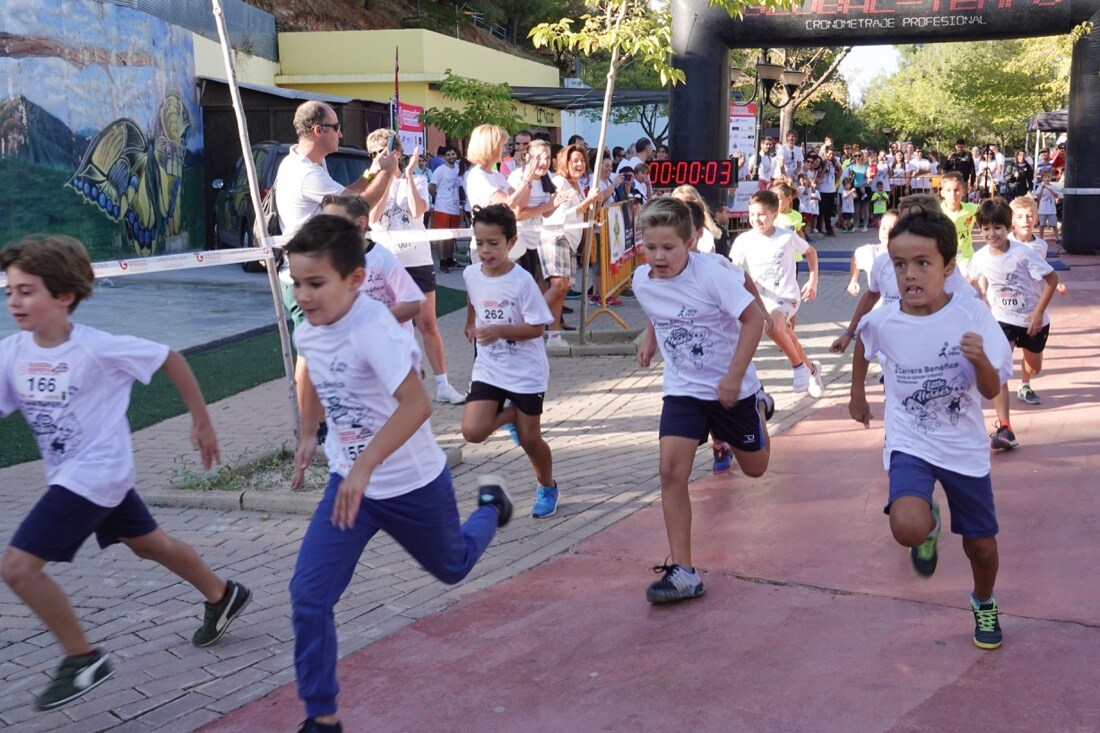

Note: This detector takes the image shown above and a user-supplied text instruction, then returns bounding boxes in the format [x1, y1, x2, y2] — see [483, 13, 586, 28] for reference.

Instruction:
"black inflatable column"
[669, 1, 728, 208]
[1063, 15, 1100, 255]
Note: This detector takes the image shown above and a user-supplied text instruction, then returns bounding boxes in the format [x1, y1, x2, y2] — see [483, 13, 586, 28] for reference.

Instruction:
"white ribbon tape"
[0, 246, 271, 287]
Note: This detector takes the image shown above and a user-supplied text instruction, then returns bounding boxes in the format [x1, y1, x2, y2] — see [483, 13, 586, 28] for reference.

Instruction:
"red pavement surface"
[204, 263, 1100, 733]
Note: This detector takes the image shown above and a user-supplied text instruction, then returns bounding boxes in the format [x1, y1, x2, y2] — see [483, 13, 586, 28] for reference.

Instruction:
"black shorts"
[467, 380, 544, 416]
[406, 264, 437, 294]
[659, 394, 765, 452]
[999, 322, 1050, 353]
[10, 486, 158, 562]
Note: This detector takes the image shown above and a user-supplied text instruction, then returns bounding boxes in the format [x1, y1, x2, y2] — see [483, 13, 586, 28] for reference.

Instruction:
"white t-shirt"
[429, 164, 462, 216]
[294, 294, 446, 497]
[507, 170, 552, 258]
[729, 227, 809, 304]
[547, 175, 586, 250]
[840, 188, 856, 213]
[696, 229, 716, 254]
[1036, 185, 1058, 215]
[868, 251, 977, 307]
[1009, 233, 1048, 260]
[361, 243, 425, 334]
[818, 160, 838, 193]
[906, 159, 931, 191]
[858, 294, 1013, 477]
[274, 147, 346, 239]
[889, 161, 908, 187]
[969, 242, 1054, 328]
[853, 243, 886, 282]
[618, 156, 643, 174]
[780, 144, 804, 178]
[633, 253, 761, 401]
[463, 264, 554, 394]
[0, 325, 168, 507]
[994, 152, 1006, 182]
[805, 189, 820, 215]
[751, 153, 774, 181]
[466, 165, 510, 210]
[375, 175, 433, 268]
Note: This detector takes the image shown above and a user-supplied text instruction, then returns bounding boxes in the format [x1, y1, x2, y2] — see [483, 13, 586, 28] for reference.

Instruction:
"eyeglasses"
[318, 122, 342, 133]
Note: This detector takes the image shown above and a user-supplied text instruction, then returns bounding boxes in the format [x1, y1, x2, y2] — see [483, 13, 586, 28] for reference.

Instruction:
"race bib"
[16, 360, 72, 405]
[337, 426, 372, 466]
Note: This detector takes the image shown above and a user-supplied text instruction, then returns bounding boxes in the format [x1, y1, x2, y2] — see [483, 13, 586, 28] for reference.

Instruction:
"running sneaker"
[807, 360, 825, 399]
[36, 649, 114, 710]
[971, 598, 1004, 650]
[757, 388, 775, 421]
[502, 422, 520, 446]
[990, 421, 1019, 451]
[646, 564, 705, 603]
[562, 303, 574, 314]
[909, 501, 940, 578]
[532, 482, 560, 518]
[298, 719, 344, 733]
[1016, 384, 1041, 405]
[193, 580, 253, 647]
[712, 443, 734, 475]
[792, 364, 810, 393]
[477, 475, 513, 527]
[606, 296, 623, 307]
[435, 382, 467, 405]
[565, 289, 585, 300]
[589, 294, 603, 306]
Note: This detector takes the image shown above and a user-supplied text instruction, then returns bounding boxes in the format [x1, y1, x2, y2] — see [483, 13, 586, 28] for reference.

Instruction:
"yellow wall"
[192, 34, 278, 87]
[275, 29, 560, 128]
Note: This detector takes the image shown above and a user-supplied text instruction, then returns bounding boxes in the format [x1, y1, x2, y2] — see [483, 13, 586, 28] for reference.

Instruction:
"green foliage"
[420, 70, 525, 143]
[858, 38, 1072, 151]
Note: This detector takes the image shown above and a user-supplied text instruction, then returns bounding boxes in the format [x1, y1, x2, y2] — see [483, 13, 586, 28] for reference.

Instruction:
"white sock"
[547, 331, 563, 341]
[793, 362, 808, 372]
[435, 374, 449, 387]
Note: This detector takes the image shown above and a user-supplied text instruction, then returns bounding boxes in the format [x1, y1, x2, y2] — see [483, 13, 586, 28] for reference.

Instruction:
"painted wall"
[276, 29, 561, 129]
[0, 0, 204, 260]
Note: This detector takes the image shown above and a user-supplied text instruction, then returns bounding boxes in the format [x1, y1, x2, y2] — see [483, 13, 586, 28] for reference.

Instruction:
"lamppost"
[731, 52, 808, 171]
[882, 126, 894, 149]
[811, 109, 826, 143]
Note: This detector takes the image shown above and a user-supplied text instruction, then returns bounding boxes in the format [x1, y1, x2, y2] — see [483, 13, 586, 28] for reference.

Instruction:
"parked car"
[210, 141, 370, 270]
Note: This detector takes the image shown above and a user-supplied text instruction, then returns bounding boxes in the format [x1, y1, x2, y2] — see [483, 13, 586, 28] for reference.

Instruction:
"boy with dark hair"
[0, 236, 250, 711]
[849, 209, 1014, 650]
[284, 216, 511, 733]
[970, 198, 1060, 440]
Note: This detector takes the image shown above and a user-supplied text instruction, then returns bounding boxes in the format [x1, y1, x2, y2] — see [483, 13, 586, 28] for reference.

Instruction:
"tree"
[577, 55, 669, 145]
[420, 70, 525, 151]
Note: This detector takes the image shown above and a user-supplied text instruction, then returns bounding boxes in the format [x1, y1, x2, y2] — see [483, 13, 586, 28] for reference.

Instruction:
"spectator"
[945, 139, 976, 187]
[749, 137, 776, 187]
[655, 144, 670, 161]
[779, 130, 805, 179]
[1004, 149, 1034, 201]
[815, 145, 840, 236]
[500, 129, 532, 178]
[429, 146, 462, 272]
[618, 137, 652, 173]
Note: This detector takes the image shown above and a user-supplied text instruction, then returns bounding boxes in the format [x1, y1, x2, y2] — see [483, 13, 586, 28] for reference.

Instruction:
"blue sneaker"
[712, 443, 733, 475]
[532, 482, 559, 518]
[502, 422, 520, 446]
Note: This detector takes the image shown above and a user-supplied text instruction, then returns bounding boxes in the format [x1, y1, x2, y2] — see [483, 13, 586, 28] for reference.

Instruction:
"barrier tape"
[0, 246, 271, 287]
[359, 222, 593, 247]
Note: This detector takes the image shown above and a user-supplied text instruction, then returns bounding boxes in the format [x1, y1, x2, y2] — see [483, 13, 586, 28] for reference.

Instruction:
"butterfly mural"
[66, 93, 191, 256]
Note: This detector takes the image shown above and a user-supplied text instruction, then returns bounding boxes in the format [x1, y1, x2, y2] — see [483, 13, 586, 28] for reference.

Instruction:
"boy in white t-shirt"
[969, 199, 1060, 447]
[1008, 195, 1068, 298]
[729, 190, 825, 398]
[633, 198, 770, 604]
[0, 236, 251, 711]
[365, 130, 465, 405]
[321, 195, 424, 334]
[1033, 173, 1060, 242]
[845, 213, 889, 296]
[849, 209, 1014, 650]
[428, 146, 462, 272]
[460, 206, 560, 518]
[285, 216, 512, 733]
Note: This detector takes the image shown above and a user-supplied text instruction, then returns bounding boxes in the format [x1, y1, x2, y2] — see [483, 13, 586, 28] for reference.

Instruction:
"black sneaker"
[756, 388, 775, 421]
[192, 580, 252, 647]
[562, 303, 574, 314]
[298, 719, 343, 733]
[990, 421, 1019, 451]
[36, 649, 114, 710]
[646, 563, 705, 603]
[478, 475, 513, 527]
[971, 598, 1003, 650]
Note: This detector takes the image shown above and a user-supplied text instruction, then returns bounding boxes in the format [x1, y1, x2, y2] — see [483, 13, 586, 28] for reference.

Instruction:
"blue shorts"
[885, 452, 998, 538]
[10, 486, 158, 562]
[659, 393, 765, 452]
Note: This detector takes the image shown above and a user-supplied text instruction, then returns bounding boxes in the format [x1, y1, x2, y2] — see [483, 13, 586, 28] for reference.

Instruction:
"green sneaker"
[36, 649, 114, 710]
[192, 580, 252, 647]
[972, 598, 1004, 650]
[909, 501, 940, 577]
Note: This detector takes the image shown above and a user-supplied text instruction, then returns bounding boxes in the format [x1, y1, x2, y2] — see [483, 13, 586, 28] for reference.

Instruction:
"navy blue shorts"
[885, 451, 998, 538]
[659, 393, 765, 452]
[10, 486, 158, 562]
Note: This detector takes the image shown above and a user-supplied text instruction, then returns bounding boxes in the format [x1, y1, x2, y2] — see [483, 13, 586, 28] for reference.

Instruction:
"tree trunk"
[779, 102, 797, 144]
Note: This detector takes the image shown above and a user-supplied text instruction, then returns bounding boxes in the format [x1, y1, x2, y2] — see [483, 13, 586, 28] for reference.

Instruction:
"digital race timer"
[648, 160, 736, 187]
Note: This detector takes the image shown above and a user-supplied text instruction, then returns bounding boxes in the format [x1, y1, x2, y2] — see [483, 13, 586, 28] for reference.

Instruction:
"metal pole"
[210, 0, 300, 430]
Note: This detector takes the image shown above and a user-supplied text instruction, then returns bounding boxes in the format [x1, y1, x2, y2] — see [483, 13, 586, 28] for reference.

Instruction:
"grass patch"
[0, 285, 468, 469]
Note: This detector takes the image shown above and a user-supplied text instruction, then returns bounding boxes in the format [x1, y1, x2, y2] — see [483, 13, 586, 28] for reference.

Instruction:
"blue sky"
[840, 45, 900, 105]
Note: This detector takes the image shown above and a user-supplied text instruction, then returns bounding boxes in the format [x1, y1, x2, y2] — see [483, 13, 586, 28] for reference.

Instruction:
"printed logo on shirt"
[28, 410, 84, 465]
[894, 342, 972, 434]
[316, 358, 379, 466]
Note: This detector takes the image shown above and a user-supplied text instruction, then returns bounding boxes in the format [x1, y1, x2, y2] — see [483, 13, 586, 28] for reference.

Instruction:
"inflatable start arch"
[669, 0, 1100, 254]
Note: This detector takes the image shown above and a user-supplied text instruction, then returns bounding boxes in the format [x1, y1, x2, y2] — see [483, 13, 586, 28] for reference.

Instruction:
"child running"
[1008, 195, 1068, 297]
[459, 205, 559, 518]
[845, 222, 888, 296]
[285, 216, 512, 733]
[939, 172, 979, 277]
[1033, 172, 1060, 242]
[634, 198, 770, 603]
[969, 198, 1060, 447]
[730, 190, 824, 398]
[848, 209, 1013, 650]
[0, 236, 250, 711]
